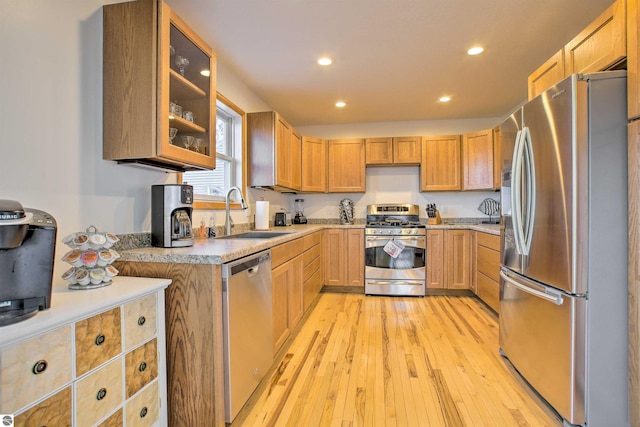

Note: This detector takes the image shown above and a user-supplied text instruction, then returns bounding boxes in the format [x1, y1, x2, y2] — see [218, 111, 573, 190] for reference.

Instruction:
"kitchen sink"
[217, 231, 293, 239]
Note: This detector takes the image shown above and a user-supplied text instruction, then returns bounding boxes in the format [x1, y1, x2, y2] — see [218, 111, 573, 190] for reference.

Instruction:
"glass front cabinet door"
[103, 0, 216, 170]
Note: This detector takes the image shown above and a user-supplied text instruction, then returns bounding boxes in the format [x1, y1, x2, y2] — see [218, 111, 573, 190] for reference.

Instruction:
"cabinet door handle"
[94, 334, 106, 346]
[96, 388, 107, 401]
[140, 407, 148, 418]
[138, 361, 147, 372]
[137, 316, 146, 326]
[32, 360, 48, 375]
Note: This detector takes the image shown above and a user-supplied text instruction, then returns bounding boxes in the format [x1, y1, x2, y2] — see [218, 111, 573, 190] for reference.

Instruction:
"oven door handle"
[366, 236, 425, 248]
[366, 236, 425, 242]
[366, 280, 424, 286]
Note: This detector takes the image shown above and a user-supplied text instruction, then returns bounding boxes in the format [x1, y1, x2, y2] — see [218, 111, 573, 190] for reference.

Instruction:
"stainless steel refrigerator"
[499, 71, 629, 427]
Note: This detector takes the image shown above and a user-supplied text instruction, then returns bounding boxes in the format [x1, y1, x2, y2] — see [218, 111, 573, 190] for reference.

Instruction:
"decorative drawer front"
[303, 268, 324, 311]
[125, 338, 158, 398]
[303, 255, 321, 282]
[477, 232, 500, 251]
[272, 238, 305, 268]
[75, 307, 122, 376]
[125, 380, 159, 427]
[75, 358, 123, 427]
[303, 244, 321, 266]
[477, 272, 500, 313]
[0, 325, 72, 413]
[14, 385, 72, 427]
[123, 293, 157, 351]
[97, 408, 123, 427]
[303, 232, 322, 251]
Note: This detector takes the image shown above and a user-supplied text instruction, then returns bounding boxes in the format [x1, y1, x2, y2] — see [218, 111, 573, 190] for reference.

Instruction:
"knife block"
[427, 210, 442, 225]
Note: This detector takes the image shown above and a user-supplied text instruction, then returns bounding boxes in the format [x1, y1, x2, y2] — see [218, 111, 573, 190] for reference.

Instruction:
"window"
[182, 94, 244, 208]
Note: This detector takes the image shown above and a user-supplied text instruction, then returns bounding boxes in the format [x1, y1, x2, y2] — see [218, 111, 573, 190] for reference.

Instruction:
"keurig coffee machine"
[0, 200, 57, 326]
[151, 184, 194, 248]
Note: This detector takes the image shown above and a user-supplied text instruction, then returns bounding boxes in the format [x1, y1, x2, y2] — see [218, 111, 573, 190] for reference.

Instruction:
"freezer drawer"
[499, 269, 586, 425]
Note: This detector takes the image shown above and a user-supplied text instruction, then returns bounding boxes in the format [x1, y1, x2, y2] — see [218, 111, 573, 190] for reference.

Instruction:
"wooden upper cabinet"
[564, 0, 626, 76]
[528, 49, 565, 100]
[365, 136, 421, 165]
[247, 111, 301, 191]
[628, 0, 640, 119]
[463, 129, 494, 190]
[328, 139, 366, 192]
[103, 0, 216, 171]
[365, 138, 393, 165]
[393, 136, 422, 164]
[420, 135, 461, 191]
[301, 136, 327, 192]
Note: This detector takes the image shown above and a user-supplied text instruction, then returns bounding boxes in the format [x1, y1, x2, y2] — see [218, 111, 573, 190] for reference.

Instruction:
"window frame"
[179, 92, 247, 210]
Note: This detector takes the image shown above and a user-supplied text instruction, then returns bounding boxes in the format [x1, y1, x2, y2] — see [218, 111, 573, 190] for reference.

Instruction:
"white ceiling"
[165, 0, 615, 126]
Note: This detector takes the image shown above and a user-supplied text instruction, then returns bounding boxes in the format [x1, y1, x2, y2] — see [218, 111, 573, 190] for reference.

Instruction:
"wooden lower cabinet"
[302, 231, 324, 310]
[426, 229, 471, 290]
[1, 284, 168, 426]
[271, 254, 303, 353]
[474, 232, 501, 313]
[323, 229, 364, 287]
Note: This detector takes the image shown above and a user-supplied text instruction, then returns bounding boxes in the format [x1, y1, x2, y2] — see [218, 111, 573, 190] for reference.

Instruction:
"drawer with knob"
[0, 325, 72, 412]
[125, 338, 158, 398]
[126, 380, 159, 427]
[75, 307, 122, 376]
[75, 358, 123, 426]
[123, 293, 157, 351]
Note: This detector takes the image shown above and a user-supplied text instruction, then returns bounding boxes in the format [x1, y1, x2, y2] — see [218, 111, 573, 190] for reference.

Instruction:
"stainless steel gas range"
[364, 204, 426, 296]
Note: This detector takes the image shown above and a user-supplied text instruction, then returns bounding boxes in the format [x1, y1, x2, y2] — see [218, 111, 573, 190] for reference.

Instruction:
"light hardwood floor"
[234, 293, 562, 427]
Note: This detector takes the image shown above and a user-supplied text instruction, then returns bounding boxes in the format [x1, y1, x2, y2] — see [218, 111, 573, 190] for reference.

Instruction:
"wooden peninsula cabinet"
[103, 0, 217, 171]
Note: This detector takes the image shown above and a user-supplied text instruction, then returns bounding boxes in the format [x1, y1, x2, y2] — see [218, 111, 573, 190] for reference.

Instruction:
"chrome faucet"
[225, 186, 248, 236]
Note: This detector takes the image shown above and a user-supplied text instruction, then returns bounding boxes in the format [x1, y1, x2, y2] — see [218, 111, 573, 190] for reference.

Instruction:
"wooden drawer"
[126, 380, 159, 427]
[303, 255, 321, 282]
[303, 231, 322, 251]
[97, 408, 123, 427]
[303, 243, 321, 266]
[125, 338, 158, 398]
[303, 268, 324, 311]
[14, 386, 72, 427]
[75, 358, 123, 427]
[75, 307, 122, 376]
[272, 238, 305, 268]
[1, 325, 72, 412]
[477, 232, 500, 251]
[477, 245, 500, 282]
[123, 293, 157, 351]
[477, 273, 500, 313]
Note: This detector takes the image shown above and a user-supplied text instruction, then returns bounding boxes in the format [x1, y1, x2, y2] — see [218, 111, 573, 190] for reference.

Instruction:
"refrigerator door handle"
[500, 269, 564, 305]
[522, 127, 536, 256]
[511, 129, 525, 255]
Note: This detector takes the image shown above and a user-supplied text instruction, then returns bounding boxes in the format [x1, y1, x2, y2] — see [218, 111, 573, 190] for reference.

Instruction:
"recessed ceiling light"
[317, 57, 333, 66]
[439, 96, 451, 103]
[335, 101, 346, 107]
[467, 46, 484, 56]
[200, 69, 211, 77]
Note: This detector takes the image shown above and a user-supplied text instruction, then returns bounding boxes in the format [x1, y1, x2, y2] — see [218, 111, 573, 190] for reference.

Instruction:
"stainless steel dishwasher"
[222, 249, 273, 423]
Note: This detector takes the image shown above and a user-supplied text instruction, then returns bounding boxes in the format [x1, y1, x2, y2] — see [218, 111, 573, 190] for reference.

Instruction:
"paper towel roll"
[255, 201, 270, 230]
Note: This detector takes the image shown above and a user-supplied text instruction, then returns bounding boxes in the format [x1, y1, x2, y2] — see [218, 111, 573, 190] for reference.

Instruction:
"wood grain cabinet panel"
[97, 408, 123, 427]
[0, 325, 72, 413]
[301, 136, 327, 192]
[477, 273, 500, 313]
[75, 358, 123, 427]
[323, 229, 364, 287]
[477, 245, 500, 282]
[629, 0, 640, 120]
[125, 338, 158, 398]
[426, 230, 445, 289]
[564, 0, 626, 76]
[393, 136, 421, 164]
[474, 232, 501, 314]
[14, 386, 72, 427]
[445, 230, 471, 290]
[75, 307, 122, 377]
[272, 256, 303, 353]
[123, 293, 157, 351]
[328, 139, 366, 192]
[365, 137, 393, 165]
[125, 381, 159, 427]
[463, 129, 494, 190]
[420, 135, 461, 191]
[528, 49, 565, 100]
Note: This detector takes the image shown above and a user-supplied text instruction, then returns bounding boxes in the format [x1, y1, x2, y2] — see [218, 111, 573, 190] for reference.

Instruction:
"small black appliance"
[151, 184, 194, 248]
[0, 199, 57, 326]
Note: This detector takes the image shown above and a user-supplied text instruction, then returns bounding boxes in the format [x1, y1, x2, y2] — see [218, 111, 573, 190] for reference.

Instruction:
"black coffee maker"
[0, 200, 57, 326]
[151, 184, 194, 248]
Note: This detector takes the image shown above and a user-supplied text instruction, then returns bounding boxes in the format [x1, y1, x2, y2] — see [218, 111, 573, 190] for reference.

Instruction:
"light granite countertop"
[117, 222, 500, 265]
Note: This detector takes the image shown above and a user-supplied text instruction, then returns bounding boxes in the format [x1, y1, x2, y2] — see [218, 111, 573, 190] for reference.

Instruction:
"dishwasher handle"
[223, 250, 272, 279]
